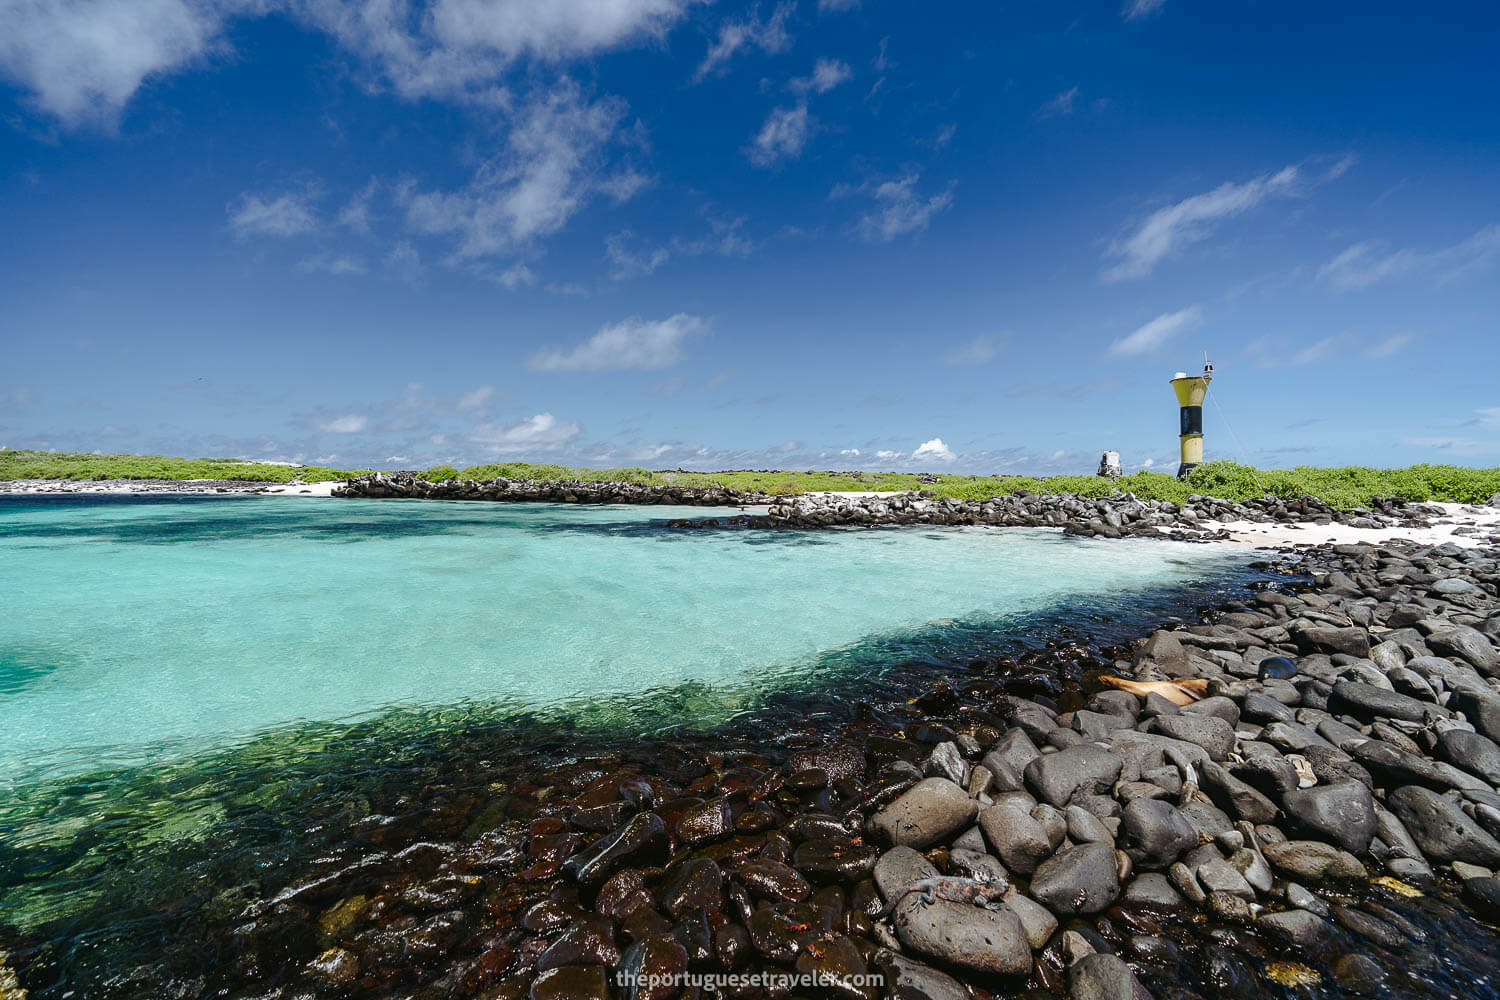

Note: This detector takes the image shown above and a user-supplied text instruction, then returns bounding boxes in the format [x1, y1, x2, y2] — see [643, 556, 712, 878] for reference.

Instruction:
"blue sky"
[1, 0, 1497, 474]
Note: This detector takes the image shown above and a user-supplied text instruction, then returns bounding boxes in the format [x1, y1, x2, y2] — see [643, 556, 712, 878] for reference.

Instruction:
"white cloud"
[299, 0, 698, 102]
[469, 412, 581, 452]
[337, 177, 378, 234]
[386, 241, 424, 284]
[1122, 0, 1166, 20]
[748, 104, 814, 167]
[403, 81, 643, 259]
[1291, 336, 1340, 366]
[818, 0, 859, 10]
[1474, 407, 1500, 428]
[790, 58, 851, 95]
[605, 230, 671, 279]
[0, 0, 223, 125]
[693, 1, 794, 82]
[1036, 85, 1079, 118]
[457, 385, 495, 412]
[228, 190, 320, 238]
[1103, 164, 1305, 281]
[942, 336, 1001, 366]
[0, 0, 702, 126]
[527, 313, 708, 371]
[874, 449, 901, 460]
[1366, 333, 1413, 359]
[298, 252, 367, 275]
[320, 414, 368, 433]
[1318, 224, 1500, 291]
[845, 174, 955, 243]
[1108, 305, 1203, 357]
[912, 438, 956, 464]
[840, 448, 860, 456]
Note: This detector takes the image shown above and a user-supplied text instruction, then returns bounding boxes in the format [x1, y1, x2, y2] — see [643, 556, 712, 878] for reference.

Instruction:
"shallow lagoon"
[0, 494, 1248, 783]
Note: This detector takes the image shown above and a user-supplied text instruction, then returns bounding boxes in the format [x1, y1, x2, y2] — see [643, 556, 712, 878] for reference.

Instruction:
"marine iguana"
[869, 875, 1010, 920]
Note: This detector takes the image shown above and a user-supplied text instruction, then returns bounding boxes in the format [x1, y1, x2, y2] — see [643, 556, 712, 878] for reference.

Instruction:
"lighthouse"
[1170, 361, 1213, 478]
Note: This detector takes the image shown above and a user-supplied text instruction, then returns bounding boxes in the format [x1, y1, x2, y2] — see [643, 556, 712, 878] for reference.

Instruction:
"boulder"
[1282, 781, 1377, 854]
[891, 895, 1031, 976]
[1386, 786, 1500, 867]
[1119, 799, 1197, 870]
[1029, 842, 1121, 916]
[978, 804, 1052, 875]
[871, 779, 978, 849]
[1024, 745, 1123, 807]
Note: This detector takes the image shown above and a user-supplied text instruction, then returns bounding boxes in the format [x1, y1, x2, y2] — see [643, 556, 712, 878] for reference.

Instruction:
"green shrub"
[424, 464, 460, 481]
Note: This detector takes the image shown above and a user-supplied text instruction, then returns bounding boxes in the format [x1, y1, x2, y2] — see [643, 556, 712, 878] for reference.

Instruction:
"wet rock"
[1386, 785, 1500, 866]
[1330, 952, 1386, 995]
[891, 895, 1031, 975]
[792, 743, 865, 784]
[795, 933, 878, 1000]
[618, 935, 688, 1000]
[872, 950, 969, 1000]
[1293, 625, 1371, 659]
[531, 964, 611, 1000]
[1067, 952, 1147, 1000]
[1463, 876, 1500, 920]
[1120, 799, 1197, 870]
[1029, 842, 1121, 916]
[713, 922, 751, 969]
[745, 907, 806, 963]
[733, 861, 805, 909]
[537, 914, 621, 970]
[307, 946, 359, 984]
[1262, 840, 1366, 882]
[659, 858, 723, 918]
[793, 837, 880, 883]
[564, 812, 668, 887]
[1282, 780, 1377, 854]
[1024, 745, 1124, 807]
[923, 742, 968, 785]
[870, 778, 978, 849]
[1333, 905, 1410, 948]
[1257, 909, 1331, 947]
[978, 803, 1052, 875]
[676, 798, 733, 846]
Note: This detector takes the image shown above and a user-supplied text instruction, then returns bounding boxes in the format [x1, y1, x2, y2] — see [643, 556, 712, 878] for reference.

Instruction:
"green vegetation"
[456, 462, 659, 484]
[6, 450, 1499, 509]
[661, 461, 1500, 508]
[0, 449, 368, 483]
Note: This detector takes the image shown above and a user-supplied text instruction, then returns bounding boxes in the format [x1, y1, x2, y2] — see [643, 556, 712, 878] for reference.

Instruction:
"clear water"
[0, 494, 1245, 785]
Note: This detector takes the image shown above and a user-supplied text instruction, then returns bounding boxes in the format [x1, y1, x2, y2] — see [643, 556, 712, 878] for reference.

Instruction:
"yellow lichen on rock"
[1372, 875, 1423, 897]
[1264, 961, 1321, 987]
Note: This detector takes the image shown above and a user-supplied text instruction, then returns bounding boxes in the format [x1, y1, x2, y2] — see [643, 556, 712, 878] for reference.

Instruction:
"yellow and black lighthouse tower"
[1170, 362, 1213, 478]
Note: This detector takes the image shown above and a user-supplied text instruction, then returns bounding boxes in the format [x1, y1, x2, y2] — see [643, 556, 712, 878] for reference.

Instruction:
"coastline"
[3, 524, 1500, 998]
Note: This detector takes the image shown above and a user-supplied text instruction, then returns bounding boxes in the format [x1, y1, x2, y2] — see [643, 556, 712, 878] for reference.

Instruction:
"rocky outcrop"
[332, 472, 764, 506]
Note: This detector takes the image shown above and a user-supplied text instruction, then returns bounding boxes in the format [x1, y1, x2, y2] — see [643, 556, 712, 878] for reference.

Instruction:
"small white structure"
[1098, 451, 1122, 478]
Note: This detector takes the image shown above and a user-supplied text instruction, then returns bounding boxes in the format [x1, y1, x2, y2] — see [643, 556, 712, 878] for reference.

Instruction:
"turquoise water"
[0, 494, 1243, 785]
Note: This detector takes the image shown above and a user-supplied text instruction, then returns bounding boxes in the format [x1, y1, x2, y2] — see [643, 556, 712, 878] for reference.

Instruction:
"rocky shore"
[330, 472, 1464, 545]
[331, 472, 765, 507]
[34, 536, 1488, 1000]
